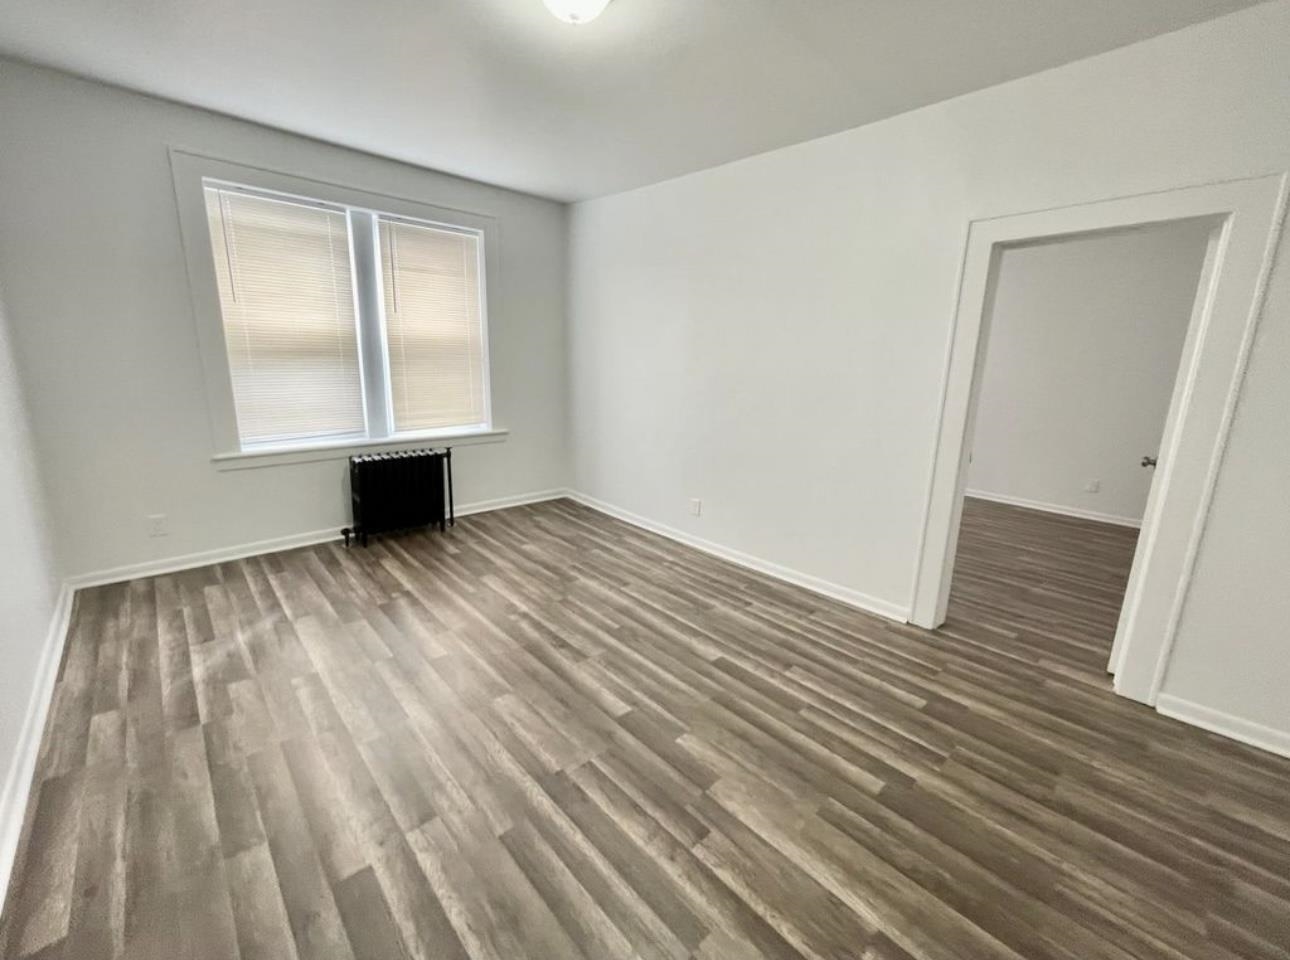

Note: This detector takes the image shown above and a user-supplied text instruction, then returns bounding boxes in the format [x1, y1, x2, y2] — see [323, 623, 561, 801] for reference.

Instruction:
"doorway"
[910, 175, 1286, 708]
[943, 220, 1213, 675]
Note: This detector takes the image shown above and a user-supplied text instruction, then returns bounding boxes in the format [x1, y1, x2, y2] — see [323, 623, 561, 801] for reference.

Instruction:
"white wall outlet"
[147, 513, 169, 537]
[1084, 479, 1101, 493]
[689, 498, 702, 517]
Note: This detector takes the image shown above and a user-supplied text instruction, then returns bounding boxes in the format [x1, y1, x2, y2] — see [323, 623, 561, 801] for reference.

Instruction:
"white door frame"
[909, 174, 1286, 705]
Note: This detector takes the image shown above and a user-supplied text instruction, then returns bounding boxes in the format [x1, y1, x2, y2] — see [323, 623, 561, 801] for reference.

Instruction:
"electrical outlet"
[147, 513, 169, 538]
[689, 498, 702, 517]
[1084, 479, 1101, 493]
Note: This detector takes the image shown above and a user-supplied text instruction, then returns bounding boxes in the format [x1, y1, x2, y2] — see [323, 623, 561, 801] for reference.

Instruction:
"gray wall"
[0, 287, 60, 875]
[0, 59, 571, 580]
[568, 2, 1290, 737]
[968, 220, 1213, 524]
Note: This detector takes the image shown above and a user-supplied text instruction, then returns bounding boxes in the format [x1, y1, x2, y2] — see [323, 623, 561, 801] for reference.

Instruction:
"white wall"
[568, 2, 1290, 735]
[0, 59, 570, 580]
[0, 286, 61, 885]
[1161, 198, 1290, 748]
[966, 221, 1212, 525]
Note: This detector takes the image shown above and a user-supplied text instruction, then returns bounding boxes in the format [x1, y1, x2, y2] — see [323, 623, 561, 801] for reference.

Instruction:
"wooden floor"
[3, 497, 1289, 960]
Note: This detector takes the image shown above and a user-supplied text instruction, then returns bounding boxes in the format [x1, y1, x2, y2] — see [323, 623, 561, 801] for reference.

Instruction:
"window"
[200, 178, 491, 452]
[204, 188, 365, 444]
[378, 217, 487, 433]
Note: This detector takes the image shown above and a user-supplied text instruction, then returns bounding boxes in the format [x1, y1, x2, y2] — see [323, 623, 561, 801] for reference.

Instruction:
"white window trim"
[211, 426, 509, 472]
[169, 148, 501, 463]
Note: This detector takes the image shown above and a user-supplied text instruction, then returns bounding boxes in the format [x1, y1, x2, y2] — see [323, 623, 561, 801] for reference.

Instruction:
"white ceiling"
[0, 0, 1264, 201]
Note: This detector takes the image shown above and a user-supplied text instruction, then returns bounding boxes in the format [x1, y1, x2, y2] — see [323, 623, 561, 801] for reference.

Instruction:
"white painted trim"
[211, 427, 508, 471]
[964, 490, 1141, 528]
[169, 148, 502, 460]
[1156, 694, 1290, 760]
[454, 489, 567, 519]
[66, 489, 568, 588]
[67, 528, 343, 589]
[908, 174, 1288, 711]
[566, 491, 911, 623]
[0, 583, 75, 907]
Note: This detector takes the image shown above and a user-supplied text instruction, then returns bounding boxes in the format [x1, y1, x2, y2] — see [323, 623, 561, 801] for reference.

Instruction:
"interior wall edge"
[565, 489, 913, 624]
[964, 489, 1142, 528]
[0, 581, 74, 914]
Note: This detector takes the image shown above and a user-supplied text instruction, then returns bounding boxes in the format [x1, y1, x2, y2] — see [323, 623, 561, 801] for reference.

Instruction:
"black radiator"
[341, 447, 454, 547]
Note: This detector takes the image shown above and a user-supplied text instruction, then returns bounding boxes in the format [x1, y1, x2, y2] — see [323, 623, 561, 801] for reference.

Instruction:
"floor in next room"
[2, 497, 1288, 960]
[949, 496, 1140, 678]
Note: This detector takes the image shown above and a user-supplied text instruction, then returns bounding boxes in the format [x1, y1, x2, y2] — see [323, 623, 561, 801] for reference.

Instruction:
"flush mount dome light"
[543, 0, 612, 24]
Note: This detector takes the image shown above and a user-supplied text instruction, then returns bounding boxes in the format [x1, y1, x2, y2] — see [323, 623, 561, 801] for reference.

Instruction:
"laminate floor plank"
[3, 496, 1288, 959]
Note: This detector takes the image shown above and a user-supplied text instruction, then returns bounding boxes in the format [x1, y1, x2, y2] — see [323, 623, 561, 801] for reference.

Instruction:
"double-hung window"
[180, 160, 493, 459]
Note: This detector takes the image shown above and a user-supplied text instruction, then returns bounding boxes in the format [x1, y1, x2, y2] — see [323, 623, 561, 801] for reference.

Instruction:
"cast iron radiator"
[341, 447, 454, 546]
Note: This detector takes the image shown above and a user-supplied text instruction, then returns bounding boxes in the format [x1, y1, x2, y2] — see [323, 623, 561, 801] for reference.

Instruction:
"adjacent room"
[1, 2, 1288, 958]
[947, 219, 1215, 673]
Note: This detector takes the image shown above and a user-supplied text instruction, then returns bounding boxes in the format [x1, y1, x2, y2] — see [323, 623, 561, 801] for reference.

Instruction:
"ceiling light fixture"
[543, 0, 612, 25]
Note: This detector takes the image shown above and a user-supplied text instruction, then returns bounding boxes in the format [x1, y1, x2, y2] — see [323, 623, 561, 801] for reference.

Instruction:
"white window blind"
[203, 186, 365, 445]
[196, 176, 492, 453]
[379, 218, 487, 432]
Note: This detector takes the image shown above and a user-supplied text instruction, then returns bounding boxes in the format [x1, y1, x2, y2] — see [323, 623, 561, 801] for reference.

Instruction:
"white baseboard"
[1155, 694, 1290, 760]
[0, 582, 75, 907]
[565, 490, 910, 623]
[454, 488, 567, 519]
[65, 488, 569, 589]
[66, 527, 344, 589]
[965, 489, 1142, 528]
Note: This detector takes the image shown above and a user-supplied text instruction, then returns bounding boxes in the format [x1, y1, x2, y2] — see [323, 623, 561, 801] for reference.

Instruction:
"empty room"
[0, 2, 1287, 959]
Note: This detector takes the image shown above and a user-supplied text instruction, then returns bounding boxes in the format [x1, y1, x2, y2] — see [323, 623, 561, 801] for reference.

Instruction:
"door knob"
[1141, 455, 1158, 468]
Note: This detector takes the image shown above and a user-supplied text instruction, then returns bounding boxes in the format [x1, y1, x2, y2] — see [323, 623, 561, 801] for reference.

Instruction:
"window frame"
[171, 149, 503, 469]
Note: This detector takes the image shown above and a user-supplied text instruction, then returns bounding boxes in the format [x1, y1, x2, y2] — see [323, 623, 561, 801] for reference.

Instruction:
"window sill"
[211, 427, 508, 472]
